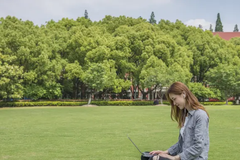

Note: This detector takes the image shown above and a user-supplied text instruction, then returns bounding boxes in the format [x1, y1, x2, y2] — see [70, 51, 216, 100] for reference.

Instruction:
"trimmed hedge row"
[0, 102, 88, 107]
[91, 101, 170, 106]
[201, 101, 233, 105]
[0, 101, 234, 107]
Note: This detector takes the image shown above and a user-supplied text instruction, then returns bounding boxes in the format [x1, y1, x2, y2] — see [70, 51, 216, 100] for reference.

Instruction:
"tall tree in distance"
[233, 24, 239, 32]
[209, 24, 213, 32]
[84, 10, 89, 19]
[215, 13, 223, 32]
[149, 11, 156, 25]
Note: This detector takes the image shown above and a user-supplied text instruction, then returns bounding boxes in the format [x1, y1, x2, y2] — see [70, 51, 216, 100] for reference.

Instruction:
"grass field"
[0, 105, 239, 160]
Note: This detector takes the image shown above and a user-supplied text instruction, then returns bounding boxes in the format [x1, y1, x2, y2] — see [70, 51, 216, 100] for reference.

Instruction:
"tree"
[84, 10, 89, 19]
[0, 53, 23, 100]
[188, 82, 218, 101]
[233, 24, 239, 32]
[149, 11, 156, 25]
[64, 61, 83, 99]
[140, 56, 192, 104]
[209, 24, 213, 32]
[215, 13, 223, 32]
[206, 64, 240, 104]
[83, 61, 119, 105]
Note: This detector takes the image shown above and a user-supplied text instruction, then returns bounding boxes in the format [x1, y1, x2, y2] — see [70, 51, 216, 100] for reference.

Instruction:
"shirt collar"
[188, 109, 196, 116]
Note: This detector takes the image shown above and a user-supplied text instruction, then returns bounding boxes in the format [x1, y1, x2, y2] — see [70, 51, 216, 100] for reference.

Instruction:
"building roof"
[212, 32, 240, 40]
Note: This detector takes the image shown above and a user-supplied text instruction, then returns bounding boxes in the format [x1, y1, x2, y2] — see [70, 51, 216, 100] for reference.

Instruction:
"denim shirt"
[168, 109, 209, 160]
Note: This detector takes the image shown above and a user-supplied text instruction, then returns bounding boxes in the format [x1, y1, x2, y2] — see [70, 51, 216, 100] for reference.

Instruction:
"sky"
[0, 0, 239, 32]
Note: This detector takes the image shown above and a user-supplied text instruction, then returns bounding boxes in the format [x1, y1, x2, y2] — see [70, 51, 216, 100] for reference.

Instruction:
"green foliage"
[91, 100, 170, 106]
[188, 82, 218, 101]
[0, 101, 87, 107]
[149, 11, 156, 25]
[65, 61, 83, 80]
[209, 24, 213, 32]
[206, 64, 240, 103]
[83, 61, 115, 92]
[0, 101, 169, 107]
[84, 10, 89, 19]
[215, 13, 223, 32]
[233, 24, 239, 32]
[1, 15, 240, 102]
[158, 19, 237, 82]
[201, 101, 233, 105]
[0, 53, 23, 99]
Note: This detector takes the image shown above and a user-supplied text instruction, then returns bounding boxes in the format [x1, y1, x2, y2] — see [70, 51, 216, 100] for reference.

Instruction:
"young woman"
[149, 82, 209, 160]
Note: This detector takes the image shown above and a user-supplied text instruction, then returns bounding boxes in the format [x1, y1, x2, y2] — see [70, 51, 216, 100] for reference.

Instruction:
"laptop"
[127, 135, 152, 158]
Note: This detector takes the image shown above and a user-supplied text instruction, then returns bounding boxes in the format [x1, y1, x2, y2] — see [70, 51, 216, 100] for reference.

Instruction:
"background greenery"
[1, 16, 240, 102]
[0, 105, 239, 160]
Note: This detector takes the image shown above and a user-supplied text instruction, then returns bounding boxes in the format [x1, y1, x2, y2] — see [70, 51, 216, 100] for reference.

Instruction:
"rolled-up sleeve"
[168, 134, 181, 156]
[179, 111, 209, 160]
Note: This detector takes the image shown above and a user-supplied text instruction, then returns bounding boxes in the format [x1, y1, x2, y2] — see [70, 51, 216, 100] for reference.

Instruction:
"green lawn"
[0, 105, 239, 160]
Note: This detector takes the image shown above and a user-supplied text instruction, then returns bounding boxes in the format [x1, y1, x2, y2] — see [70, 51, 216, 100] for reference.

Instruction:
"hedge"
[0, 100, 234, 107]
[91, 100, 170, 106]
[0, 101, 88, 107]
[201, 101, 233, 105]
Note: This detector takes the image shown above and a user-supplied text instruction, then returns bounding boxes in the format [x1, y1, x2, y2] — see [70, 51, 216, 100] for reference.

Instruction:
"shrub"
[0, 101, 87, 107]
[201, 101, 233, 105]
[0, 100, 234, 107]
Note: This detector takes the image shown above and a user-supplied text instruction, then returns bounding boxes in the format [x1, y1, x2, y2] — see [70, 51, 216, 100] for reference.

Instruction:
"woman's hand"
[159, 153, 180, 160]
[149, 150, 168, 155]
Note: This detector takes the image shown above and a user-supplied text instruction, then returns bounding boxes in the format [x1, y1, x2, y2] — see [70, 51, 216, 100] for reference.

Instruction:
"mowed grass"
[0, 105, 239, 160]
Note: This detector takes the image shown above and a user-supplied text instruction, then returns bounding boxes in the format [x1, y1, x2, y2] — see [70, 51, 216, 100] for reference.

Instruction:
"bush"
[91, 100, 170, 106]
[0, 101, 88, 107]
[0, 100, 233, 107]
[201, 101, 233, 105]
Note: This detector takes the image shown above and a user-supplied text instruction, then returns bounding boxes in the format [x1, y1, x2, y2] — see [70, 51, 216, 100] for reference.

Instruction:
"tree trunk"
[88, 93, 92, 105]
[160, 97, 163, 104]
[157, 88, 163, 104]
[72, 78, 77, 99]
[142, 92, 147, 100]
[80, 82, 87, 99]
[226, 99, 228, 105]
[134, 86, 137, 99]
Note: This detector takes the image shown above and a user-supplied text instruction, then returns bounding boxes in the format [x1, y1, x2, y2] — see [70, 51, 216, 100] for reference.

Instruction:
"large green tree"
[82, 61, 126, 104]
[206, 64, 240, 104]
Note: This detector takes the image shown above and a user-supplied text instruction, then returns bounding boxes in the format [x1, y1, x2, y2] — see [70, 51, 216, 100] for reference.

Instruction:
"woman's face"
[169, 93, 186, 110]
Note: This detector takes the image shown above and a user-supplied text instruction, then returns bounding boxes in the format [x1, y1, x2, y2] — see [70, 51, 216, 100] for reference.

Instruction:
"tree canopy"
[1, 15, 240, 102]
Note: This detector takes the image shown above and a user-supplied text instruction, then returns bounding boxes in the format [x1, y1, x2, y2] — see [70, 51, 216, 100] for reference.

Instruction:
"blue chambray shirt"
[168, 109, 209, 160]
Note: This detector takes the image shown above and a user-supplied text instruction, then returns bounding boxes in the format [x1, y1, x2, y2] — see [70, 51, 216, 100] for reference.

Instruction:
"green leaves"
[206, 64, 240, 101]
[0, 53, 23, 99]
[188, 82, 217, 101]
[65, 61, 83, 80]
[1, 15, 240, 101]
[83, 62, 113, 92]
[215, 13, 223, 32]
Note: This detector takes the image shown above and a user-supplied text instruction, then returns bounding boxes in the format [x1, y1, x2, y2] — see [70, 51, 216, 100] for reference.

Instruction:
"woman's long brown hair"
[166, 82, 209, 128]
